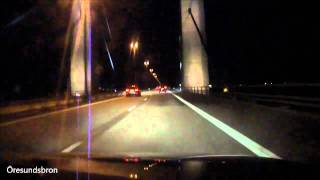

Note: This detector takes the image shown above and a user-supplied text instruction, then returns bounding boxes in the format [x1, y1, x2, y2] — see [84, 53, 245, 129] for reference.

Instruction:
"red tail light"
[134, 88, 139, 92]
[133, 157, 139, 162]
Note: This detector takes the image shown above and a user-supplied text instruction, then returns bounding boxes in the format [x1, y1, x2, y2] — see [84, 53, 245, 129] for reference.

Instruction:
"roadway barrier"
[233, 92, 320, 110]
[233, 83, 320, 98]
[231, 83, 320, 109]
[184, 86, 210, 95]
[0, 92, 121, 116]
[185, 83, 320, 111]
[183, 83, 320, 111]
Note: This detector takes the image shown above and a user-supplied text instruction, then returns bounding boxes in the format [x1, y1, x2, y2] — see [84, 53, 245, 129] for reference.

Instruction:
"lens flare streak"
[84, 0, 92, 160]
[105, 42, 115, 71]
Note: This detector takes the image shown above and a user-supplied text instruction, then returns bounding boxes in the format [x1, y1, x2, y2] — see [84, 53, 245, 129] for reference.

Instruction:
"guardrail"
[0, 92, 121, 116]
[233, 83, 320, 98]
[184, 86, 210, 95]
[233, 92, 320, 110]
[184, 83, 320, 110]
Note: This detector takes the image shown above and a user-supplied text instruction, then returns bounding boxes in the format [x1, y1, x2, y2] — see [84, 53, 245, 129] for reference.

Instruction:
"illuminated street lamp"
[223, 87, 229, 93]
[130, 41, 139, 52]
[129, 40, 139, 83]
[144, 60, 149, 67]
[149, 68, 154, 73]
[152, 73, 156, 76]
[135, 41, 138, 49]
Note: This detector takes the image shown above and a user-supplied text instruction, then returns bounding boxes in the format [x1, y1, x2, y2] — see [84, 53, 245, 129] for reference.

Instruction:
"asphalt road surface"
[0, 91, 284, 160]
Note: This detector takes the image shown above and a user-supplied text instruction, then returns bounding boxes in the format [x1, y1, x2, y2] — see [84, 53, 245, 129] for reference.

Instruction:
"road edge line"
[61, 141, 83, 153]
[171, 93, 281, 159]
[128, 105, 137, 112]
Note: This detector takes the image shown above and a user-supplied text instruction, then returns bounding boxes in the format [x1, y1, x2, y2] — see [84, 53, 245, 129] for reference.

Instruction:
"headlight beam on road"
[171, 92, 281, 159]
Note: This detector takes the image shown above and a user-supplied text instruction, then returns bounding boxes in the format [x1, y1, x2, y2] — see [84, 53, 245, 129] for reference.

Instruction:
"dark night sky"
[0, 0, 319, 102]
[205, 0, 319, 85]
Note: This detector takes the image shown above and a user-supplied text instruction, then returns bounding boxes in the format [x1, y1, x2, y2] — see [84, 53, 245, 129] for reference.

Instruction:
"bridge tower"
[180, 0, 209, 88]
[70, 0, 92, 96]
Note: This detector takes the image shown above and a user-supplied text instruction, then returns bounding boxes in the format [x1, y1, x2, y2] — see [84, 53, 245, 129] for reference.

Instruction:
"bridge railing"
[184, 86, 210, 95]
[184, 83, 320, 110]
[233, 83, 320, 98]
[0, 92, 121, 117]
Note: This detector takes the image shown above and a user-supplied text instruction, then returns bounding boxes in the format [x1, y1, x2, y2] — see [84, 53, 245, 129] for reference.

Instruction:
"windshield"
[0, 0, 319, 163]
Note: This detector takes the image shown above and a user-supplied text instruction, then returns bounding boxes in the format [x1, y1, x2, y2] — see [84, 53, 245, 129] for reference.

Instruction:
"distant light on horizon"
[223, 87, 229, 93]
[134, 41, 139, 49]
[75, 92, 81, 97]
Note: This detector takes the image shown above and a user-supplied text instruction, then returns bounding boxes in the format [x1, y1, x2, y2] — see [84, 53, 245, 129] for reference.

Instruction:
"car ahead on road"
[125, 85, 141, 97]
[158, 85, 167, 93]
[1, 153, 318, 180]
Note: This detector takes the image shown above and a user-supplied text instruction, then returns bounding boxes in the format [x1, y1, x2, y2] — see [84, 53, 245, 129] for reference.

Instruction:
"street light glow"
[130, 41, 139, 52]
[223, 87, 229, 93]
[144, 60, 149, 67]
[134, 41, 138, 49]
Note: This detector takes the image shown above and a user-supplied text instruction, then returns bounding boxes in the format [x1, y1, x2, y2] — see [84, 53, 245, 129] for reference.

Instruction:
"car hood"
[1, 152, 318, 180]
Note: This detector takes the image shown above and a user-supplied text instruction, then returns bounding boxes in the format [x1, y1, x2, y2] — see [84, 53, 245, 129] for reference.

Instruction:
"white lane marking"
[128, 105, 137, 112]
[171, 93, 281, 159]
[144, 98, 148, 101]
[61, 141, 83, 153]
[0, 97, 124, 127]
